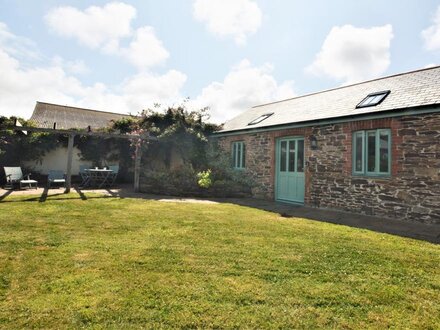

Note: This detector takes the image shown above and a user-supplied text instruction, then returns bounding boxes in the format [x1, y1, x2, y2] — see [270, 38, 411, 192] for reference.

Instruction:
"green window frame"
[352, 129, 391, 176]
[232, 141, 245, 169]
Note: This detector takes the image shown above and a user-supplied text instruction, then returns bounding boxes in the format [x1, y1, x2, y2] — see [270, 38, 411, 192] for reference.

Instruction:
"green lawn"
[0, 193, 439, 329]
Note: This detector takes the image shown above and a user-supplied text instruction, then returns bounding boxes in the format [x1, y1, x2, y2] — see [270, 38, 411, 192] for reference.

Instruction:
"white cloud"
[0, 23, 186, 119]
[45, 2, 135, 50]
[192, 59, 295, 123]
[0, 49, 91, 119]
[52, 56, 90, 75]
[422, 6, 440, 51]
[1, 22, 290, 125]
[424, 63, 438, 68]
[79, 70, 187, 113]
[0, 25, 289, 125]
[66, 60, 90, 75]
[193, 0, 262, 45]
[306, 24, 394, 84]
[0, 22, 40, 61]
[119, 27, 169, 70]
[45, 2, 169, 70]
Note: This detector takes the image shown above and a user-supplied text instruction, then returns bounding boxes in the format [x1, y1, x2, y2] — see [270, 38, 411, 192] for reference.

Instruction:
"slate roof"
[30, 102, 129, 129]
[221, 66, 440, 133]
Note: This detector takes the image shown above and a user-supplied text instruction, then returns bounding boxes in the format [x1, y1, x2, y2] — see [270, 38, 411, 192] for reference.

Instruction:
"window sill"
[352, 173, 391, 180]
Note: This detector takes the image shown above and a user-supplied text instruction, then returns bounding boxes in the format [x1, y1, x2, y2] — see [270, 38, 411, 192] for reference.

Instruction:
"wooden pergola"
[5, 125, 156, 193]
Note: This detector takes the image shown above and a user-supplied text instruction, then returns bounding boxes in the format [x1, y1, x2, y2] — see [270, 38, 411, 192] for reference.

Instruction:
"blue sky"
[0, 0, 440, 123]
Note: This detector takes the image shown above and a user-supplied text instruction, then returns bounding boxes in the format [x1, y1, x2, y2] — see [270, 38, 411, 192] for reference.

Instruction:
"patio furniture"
[47, 170, 66, 188]
[84, 168, 114, 188]
[79, 165, 90, 187]
[107, 165, 119, 187]
[3, 167, 38, 190]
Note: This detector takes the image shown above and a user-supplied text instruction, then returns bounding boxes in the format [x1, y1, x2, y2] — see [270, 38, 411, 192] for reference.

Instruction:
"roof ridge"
[35, 101, 131, 117]
[252, 65, 440, 109]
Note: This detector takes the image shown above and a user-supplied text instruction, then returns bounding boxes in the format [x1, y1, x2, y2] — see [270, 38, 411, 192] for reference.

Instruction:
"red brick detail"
[217, 112, 440, 224]
[342, 117, 404, 176]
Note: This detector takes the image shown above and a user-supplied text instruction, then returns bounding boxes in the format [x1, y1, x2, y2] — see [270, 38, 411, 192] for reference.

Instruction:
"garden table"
[84, 169, 114, 188]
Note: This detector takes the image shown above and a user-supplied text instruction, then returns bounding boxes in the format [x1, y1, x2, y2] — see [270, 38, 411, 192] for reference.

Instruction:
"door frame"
[274, 136, 305, 204]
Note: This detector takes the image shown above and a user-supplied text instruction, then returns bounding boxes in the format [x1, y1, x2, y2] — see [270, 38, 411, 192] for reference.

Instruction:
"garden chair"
[107, 165, 119, 187]
[47, 170, 65, 188]
[3, 167, 38, 190]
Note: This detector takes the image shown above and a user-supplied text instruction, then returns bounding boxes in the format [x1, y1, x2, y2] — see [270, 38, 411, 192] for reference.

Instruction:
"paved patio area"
[1, 185, 439, 244]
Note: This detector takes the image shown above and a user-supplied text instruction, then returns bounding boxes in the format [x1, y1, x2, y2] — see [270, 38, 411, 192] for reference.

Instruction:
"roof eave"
[213, 104, 440, 137]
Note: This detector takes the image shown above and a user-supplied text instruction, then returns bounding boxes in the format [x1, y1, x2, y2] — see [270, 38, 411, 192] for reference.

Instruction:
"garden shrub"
[133, 105, 257, 197]
[197, 169, 212, 189]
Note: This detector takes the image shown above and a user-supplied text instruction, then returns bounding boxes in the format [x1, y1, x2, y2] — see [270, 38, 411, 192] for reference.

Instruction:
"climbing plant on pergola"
[2, 122, 156, 193]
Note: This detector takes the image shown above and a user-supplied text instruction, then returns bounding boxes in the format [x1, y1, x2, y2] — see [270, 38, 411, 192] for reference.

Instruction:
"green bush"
[197, 169, 212, 189]
[141, 160, 255, 198]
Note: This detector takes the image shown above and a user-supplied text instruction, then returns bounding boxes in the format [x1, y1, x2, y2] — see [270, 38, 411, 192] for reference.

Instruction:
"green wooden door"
[276, 137, 305, 203]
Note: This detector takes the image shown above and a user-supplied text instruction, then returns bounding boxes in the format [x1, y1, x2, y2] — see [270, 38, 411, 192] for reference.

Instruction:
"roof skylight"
[356, 90, 390, 109]
[248, 113, 274, 125]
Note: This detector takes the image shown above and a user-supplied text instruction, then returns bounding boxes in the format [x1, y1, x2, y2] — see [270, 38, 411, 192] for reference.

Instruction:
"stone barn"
[215, 66, 440, 224]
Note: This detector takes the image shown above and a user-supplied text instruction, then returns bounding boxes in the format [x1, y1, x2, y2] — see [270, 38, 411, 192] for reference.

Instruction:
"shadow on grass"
[104, 188, 122, 198]
[109, 191, 440, 244]
[0, 188, 116, 204]
[74, 187, 88, 200]
[1, 185, 438, 244]
[0, 189, 13, 201]
[39, 187, 49, 203]
[1, 195, 116, 203]
[214, 198, 440, 244]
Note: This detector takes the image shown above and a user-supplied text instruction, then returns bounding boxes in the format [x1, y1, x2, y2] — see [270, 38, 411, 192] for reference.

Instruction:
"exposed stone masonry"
[218, 112, 440, 224]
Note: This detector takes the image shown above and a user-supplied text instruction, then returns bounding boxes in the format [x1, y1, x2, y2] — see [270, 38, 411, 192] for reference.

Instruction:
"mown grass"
[0, 193, 439, 329]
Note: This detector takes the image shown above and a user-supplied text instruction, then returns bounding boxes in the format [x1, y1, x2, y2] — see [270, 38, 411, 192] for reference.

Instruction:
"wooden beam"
[65, 133, 75, 193]
[2, 125, 157, 193]
[134, 139, 143, 193]
[5, 125, 157, 141]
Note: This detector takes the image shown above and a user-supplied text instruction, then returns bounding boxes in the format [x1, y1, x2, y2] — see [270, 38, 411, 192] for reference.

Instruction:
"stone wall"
[218, 112, 440, 224]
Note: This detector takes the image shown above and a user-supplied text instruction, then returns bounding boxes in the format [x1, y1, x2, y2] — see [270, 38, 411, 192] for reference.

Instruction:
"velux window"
[353, 129, 391, 176]
[248, 113, 273, 125]
[356, 90, 390, 108]
[232, 141, 245, 169]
